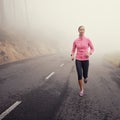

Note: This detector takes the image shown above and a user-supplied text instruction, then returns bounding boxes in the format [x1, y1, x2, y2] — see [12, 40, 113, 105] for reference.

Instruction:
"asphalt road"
[0, 53, 120, 120]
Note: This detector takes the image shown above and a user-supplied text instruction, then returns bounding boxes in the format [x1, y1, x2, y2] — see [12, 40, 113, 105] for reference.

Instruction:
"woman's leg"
[75, 60, 84, 91]
[78, 79, 84, 91]
[82, 60, 89, 83]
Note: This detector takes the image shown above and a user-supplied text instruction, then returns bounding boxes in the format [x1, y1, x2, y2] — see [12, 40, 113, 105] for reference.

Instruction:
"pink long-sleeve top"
[71, 35, 94, 61]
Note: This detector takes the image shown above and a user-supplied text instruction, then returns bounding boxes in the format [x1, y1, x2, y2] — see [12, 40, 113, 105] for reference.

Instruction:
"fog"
[1, 0, 120, 55]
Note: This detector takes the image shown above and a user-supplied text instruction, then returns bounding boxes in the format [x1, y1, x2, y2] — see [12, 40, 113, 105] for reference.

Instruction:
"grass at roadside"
[104, 52, 120, 67]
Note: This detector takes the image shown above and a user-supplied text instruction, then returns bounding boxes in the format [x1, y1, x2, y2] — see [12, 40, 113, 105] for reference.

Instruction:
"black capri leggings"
[75, 59, 89, 80]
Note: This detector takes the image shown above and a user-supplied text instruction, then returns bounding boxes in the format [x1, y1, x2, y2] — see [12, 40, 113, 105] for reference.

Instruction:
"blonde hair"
[78, 25, 85, 31]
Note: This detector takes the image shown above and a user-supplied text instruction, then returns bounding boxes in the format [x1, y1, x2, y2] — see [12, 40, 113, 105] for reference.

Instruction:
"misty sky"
[4, 0, 120, 54]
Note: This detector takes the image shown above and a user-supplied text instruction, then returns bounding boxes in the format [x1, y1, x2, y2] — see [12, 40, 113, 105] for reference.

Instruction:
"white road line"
[45, 72, 55, 80]
[60, 63, 64, 67]
[0, 101, 22, 120]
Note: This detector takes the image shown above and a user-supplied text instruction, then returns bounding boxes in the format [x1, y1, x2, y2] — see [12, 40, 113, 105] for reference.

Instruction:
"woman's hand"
[86, 52, 91, 58]
[71, 55, 74, 61]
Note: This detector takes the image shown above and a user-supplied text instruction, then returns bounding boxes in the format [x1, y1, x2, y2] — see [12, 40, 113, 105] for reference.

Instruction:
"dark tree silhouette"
[0, 0, 5, 27]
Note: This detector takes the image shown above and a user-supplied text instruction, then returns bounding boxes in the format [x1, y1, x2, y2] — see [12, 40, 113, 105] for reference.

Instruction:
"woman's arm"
[71, 41, 76, 60]
[88, 39, 94, 55]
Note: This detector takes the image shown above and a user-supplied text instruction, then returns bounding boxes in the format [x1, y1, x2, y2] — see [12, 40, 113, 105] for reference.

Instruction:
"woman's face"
[78, 26, 85, 36]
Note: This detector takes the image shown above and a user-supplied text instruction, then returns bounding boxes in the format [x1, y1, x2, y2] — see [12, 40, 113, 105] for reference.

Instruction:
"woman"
[71, 25, 94, 97]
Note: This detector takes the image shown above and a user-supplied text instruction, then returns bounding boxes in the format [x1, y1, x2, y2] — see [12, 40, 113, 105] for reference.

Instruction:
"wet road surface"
[0, 53, 120, 120]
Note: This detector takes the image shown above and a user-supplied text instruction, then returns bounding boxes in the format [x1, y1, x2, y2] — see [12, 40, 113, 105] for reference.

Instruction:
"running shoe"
[84, 78, 88, 84]
[79, 90, 84, 97]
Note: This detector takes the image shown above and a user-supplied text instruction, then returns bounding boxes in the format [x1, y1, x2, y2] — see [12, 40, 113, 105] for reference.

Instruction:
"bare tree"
[24, 0, 29, 28]
[0, 0, 5, 27]
[13, 0, 16, 22]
